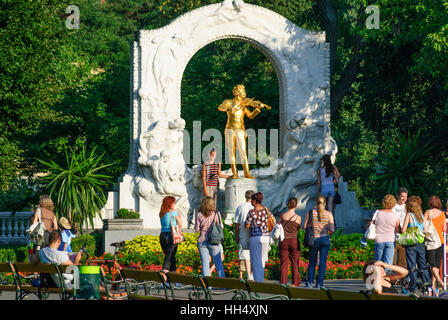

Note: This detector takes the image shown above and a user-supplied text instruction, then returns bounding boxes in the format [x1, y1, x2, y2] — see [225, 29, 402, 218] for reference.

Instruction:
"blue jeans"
[320, 184, 335, 213]
[374, 241, 395, 266]
[197, 241, 225, 278]
[320, 184, 335, 197]
[405, 243, 430, 292]
[307, 236, 331, 287]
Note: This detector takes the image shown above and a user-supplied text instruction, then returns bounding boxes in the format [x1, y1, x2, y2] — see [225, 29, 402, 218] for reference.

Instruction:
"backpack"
[207, 211, 224, 245]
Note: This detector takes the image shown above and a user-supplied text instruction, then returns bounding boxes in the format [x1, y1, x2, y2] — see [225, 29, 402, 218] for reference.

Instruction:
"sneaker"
[360, 237, 367, 248]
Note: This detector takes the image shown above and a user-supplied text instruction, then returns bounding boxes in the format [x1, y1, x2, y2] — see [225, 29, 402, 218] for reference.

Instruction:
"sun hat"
[58, 217, 72, 230]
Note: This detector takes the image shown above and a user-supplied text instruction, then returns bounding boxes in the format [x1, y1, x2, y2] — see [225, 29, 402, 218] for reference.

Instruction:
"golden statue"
[218, 84, 271, 179]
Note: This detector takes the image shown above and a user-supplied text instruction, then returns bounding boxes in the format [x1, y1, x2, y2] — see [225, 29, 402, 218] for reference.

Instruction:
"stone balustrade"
[0, 211, 34, 246]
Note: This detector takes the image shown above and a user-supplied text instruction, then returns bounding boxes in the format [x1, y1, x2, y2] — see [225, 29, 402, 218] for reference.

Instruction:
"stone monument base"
[222, 177, 258, 224]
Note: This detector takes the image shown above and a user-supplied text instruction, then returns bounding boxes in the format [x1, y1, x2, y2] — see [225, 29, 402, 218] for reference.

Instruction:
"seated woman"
[363, 260, 409, 294]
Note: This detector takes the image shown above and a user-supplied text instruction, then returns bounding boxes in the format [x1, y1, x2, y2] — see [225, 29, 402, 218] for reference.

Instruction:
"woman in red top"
[423, 195, 447, 296]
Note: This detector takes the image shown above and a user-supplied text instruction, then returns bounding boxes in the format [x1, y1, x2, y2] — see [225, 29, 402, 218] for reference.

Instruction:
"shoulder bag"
[364, 210, 378, 241]
[27, 208, 46, 247]
[424, 210, 442, 251]
[208, 211, 224, 245]
[303, 210, 315, 248]
[397, 213, 425, 246]
[265, 207, 276, 232]
[170, 212, 185, 245]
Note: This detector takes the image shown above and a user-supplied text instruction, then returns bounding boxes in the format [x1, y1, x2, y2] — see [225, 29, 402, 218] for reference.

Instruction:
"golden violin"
[241, 97, 272, 110]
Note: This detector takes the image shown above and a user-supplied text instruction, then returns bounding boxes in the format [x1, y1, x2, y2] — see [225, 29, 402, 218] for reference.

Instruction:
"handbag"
[208, 211, 224, 245]
[303, 209, 315, 248]
[27, 208, 46, 247]
[364, 210, 378, 240]
[170, 212, 185, 245]
[333, 191, 342, 205]
[424, 210, 442, 251]
[397, 213, 425, 246]
[265, 207, 276, 232]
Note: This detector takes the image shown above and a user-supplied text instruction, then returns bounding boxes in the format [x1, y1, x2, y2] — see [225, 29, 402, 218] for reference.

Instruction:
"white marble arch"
[116, 0, 342, 229]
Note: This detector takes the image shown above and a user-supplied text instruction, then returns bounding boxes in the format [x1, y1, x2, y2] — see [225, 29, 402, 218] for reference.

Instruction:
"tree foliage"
[0, 0, 447, 210]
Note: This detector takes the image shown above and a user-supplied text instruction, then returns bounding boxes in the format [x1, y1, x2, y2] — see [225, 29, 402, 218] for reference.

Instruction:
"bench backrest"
[325, 289, 368, 300]
[121, 268, 164, 283]
[365, 292, 417, 300]
[203, 276, 247, 291]
[0, 262, 12, 273]
[245, 281, 289, 297]
[165, 272, 205, 287]
[13, 263, 58, 274]
[286, 286, 330, 300]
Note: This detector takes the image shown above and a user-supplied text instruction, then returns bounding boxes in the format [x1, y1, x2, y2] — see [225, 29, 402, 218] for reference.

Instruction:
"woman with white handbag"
[423, 195, 446, 296]
[29, 195, 58, 251]
[373, 195, 401, 267]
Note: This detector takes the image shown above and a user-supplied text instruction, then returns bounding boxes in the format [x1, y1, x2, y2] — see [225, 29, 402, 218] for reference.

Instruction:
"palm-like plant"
[374, 129, 435, 198]
[38, 141, 115, 231]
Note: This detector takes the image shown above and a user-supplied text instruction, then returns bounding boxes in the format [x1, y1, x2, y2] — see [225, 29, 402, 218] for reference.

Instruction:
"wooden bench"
[285, 286, 331, 300]
[203, 276, 248, 300]
[244, 280, 289, 300]
[164, 272, 209, 300]
[361, 289, 418, 300]
[11, 263, 72, 300]
[0, 262, 18, 298]
[121, 268, 168, 300]
[324, 288, 368, 300]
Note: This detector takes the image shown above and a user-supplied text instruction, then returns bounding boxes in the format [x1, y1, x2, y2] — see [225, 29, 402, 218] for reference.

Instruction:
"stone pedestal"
[103, 219, 143, 230]
[222, 178, 257, 224]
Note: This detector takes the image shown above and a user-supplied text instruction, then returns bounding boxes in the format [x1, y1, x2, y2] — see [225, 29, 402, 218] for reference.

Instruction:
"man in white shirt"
[39, 231, 83, 288]
[234, 190, 254, 280]
[392, 187, 408, 269]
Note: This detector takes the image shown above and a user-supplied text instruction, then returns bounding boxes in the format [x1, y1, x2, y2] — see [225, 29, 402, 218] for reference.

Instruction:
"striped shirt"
[310, 209, 333, 238]
[204, 162, 219, 187]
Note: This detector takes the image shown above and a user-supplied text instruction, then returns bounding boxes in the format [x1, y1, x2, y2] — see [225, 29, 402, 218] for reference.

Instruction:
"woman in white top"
[373, 195, 401, 266]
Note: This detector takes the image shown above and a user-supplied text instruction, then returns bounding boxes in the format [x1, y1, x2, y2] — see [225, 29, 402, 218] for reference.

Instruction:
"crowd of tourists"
[28, 150, 447, 298]
[158, 151, 447, 298]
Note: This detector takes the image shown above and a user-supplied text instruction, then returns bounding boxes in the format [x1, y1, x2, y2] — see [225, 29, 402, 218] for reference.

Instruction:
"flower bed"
[110, 229, 374, 280]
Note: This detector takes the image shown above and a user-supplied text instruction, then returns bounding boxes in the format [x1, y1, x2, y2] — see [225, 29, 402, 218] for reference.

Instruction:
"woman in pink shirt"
[373, 195, 401, 265]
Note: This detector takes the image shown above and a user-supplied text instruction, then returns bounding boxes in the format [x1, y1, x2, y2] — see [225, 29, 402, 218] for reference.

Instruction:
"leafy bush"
[71, 233, 96, 263]
[116, 208, 140, 219]
[0, 246, 28, 263]
[374, 129, 435, 198]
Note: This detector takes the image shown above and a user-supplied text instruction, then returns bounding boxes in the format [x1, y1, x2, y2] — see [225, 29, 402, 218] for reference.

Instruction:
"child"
[58, 217, 76, 252]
